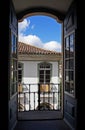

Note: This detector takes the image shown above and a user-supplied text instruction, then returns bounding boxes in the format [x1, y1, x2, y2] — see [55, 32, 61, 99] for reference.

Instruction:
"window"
[39, 62, 52, 94]
[64, 32, 75, 96]
[39, 62, 52, 84]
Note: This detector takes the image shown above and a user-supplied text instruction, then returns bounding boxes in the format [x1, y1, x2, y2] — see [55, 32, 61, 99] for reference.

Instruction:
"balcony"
[13, 83, 71, 130]
[18, 83, 61, 112]
[17, 83, 62, 119]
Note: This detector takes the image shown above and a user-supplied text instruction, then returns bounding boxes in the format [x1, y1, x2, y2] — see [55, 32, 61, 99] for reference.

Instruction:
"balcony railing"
[18, 83, 61, 111]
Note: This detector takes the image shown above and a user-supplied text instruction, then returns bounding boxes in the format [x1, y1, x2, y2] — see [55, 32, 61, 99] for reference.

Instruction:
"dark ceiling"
[12, 0, 73, 22]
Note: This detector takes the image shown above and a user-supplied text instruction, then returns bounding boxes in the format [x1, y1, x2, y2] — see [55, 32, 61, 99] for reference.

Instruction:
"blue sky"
[18, 15, 62, 52]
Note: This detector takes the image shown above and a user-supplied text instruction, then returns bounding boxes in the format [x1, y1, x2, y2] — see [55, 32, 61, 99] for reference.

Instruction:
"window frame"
[38, 62, 52, 84]
[10, 30, 18, 97]
[64, 30, 75, 97]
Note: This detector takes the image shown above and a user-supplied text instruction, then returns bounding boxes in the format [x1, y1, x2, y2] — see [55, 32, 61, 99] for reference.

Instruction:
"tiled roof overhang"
[18, 42, 61, 56]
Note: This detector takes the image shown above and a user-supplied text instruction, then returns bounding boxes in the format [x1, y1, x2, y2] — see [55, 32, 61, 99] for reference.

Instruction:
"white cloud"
[18, 19, 30, 33]
[43, 41, 61, 52]
[18, 34, 43, 48]
[18, 34, 61, 52]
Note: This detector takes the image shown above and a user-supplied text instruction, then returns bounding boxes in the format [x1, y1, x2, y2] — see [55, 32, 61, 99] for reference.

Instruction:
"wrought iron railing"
[18, 83, 61, 111]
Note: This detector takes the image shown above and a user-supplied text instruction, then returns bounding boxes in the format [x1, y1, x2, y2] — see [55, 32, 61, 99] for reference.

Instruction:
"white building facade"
[18, 42, 62, 111]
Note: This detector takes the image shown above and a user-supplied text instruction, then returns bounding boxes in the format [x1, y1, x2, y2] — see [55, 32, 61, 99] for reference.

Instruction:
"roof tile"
[18, 42, 61, 55]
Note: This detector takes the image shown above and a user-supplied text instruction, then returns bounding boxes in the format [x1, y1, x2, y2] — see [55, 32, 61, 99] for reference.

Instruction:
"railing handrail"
[21, 82, 60, 85]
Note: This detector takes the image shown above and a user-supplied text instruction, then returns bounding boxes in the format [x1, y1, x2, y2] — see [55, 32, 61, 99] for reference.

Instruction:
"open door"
[63, 1, 77, 129]
[9, 1, 18, 130]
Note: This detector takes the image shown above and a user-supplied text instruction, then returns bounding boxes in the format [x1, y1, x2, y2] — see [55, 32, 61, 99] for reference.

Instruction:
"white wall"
[50, 62, 59, 83]
[21, 61, 60, 84]
[21, 61, 38, 84]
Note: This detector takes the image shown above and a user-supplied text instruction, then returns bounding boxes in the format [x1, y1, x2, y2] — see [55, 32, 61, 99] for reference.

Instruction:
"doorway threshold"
[18, 110, 63, 120]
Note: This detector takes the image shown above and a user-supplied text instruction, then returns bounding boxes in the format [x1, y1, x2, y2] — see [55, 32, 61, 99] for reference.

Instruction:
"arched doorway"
[9, 1, 79, 130]
[17, 13, 63, 120]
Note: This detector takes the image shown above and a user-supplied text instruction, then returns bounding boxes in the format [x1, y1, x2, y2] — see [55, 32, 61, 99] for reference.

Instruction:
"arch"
[39, 62, 52, 69]
[17, 7, 64, 23]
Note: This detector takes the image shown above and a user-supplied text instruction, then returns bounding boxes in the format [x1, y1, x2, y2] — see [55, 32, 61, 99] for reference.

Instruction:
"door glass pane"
[70, 82, 74, 94]
[65, 82, 70, 92]
[69, 59, 74, 69]
[65, 37, 69, 49]
[65, 37, 69, 58]
[70, 34, 74, 57]
[65, 60, 69, 69]
[65, 71, 69, 81]
[11, 33, 17, 57]
[69, 71, 73, 81]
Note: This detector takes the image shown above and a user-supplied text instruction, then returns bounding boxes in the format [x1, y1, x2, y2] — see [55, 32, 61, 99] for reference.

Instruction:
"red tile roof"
[18, 42, 61, 55]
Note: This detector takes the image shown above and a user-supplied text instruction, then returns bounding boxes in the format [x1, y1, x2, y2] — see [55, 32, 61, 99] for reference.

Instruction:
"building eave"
[18, 54, 62, 61]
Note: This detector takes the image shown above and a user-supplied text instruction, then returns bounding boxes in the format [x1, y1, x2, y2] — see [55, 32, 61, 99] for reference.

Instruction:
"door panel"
[63, 1, 77, 129]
